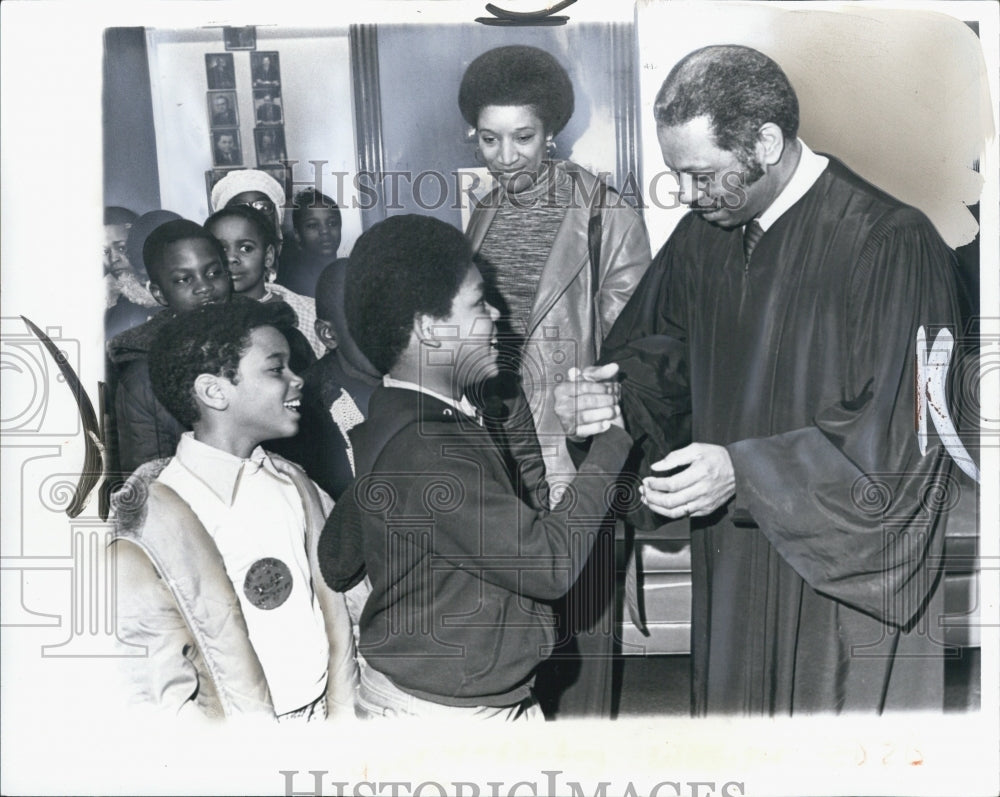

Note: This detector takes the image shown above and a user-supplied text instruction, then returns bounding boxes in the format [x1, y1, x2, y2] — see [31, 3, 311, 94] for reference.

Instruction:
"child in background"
[209, 168, 287, 253]
[277, 189, 343, 298]
[124, 209, 183, 285]
[108, 219, 232, 475]
[318, 215, 631, 720]
[205, 204, 323, 358]
[266, 259, 382, 653]
[112, 298, 356, 721]
[271, 260, 380, 501]
[104, 206, 159, 340]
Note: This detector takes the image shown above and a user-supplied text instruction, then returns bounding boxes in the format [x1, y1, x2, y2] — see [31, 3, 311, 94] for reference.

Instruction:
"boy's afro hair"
[148, 296, 297, 428]
[345, 214, 471, 374]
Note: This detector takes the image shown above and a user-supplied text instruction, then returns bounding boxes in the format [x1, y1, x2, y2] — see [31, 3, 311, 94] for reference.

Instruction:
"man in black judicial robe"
[560, 45, 966, 715]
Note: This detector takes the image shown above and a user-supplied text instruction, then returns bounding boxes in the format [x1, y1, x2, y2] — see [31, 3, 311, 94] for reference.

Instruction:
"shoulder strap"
[588, 180, 607, 299]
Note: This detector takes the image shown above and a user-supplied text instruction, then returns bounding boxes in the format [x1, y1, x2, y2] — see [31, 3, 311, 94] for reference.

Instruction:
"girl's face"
[295, 206, 342, 260]
[208, 215, 274, 299]
[476, 104, 549, 193]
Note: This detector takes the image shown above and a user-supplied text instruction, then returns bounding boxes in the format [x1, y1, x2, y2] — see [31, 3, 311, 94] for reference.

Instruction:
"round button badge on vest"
[243, 557, 293, 610]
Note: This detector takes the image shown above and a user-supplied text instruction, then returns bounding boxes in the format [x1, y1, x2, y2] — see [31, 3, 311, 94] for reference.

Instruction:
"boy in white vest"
[111, 297, 356, 721]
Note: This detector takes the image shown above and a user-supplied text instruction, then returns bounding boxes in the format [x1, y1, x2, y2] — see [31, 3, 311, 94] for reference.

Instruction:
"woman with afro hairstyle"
[459, 44, 651, 719]
[460, 45, 649, 487]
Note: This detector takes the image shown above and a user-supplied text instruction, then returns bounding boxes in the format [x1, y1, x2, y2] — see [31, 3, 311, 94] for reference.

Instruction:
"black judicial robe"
[602, 158, 965, 714]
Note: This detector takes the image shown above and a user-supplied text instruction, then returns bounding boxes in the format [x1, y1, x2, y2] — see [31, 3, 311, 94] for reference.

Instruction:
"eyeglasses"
[234, 199, 276, 214]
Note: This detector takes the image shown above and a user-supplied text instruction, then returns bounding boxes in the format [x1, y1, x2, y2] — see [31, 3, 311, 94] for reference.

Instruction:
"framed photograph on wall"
[254, 126, 287, 166]
[211, 128, 242, 167]
[204, 167, 239, 208]
[223, 26, 256, 51]
[259, 164, 293, 201]
[204, 53, 235, 89]
[250, 51, 280, 87]
[253, 88, 283, 125]
[207, 90, 238, 128]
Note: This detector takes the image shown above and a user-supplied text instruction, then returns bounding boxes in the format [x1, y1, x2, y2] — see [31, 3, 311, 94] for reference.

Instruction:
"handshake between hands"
[553, 363, 736, 519]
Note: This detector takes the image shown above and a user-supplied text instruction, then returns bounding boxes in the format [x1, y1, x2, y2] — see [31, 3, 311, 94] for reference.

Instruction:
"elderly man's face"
[103, 223, 132, 278]
[656, 115, 771, 229]
[213, 96, 229, 114]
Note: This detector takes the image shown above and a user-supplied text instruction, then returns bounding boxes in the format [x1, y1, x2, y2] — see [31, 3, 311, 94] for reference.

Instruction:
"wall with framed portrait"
[143, 26, 361, 253]
[634, 3, 991, 253]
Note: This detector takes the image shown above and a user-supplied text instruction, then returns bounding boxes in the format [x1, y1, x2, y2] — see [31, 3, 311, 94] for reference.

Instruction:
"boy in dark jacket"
[107, 220, 232, 475]
[110, 218, 315, 476]
[318, 215, 631, 719]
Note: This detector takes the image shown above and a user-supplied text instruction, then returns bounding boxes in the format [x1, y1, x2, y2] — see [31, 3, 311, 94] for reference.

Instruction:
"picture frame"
[254, 125, 287, 166]
[222, 26, 256, 51]
[206, 90, 238, 128]
[258, 163, 294, 200]
[252, 88, 283, 125]
[204, 52, 235, 89]
[250, 50, 280, 88]
[204, 167, 239, 208]
[210, 128, 242, 167]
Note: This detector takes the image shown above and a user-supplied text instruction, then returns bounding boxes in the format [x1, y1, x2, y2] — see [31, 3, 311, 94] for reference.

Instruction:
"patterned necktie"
[742, 219, 764, 264]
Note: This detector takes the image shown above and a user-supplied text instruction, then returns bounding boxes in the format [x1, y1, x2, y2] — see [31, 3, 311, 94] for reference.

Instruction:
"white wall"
[146, 25, 362, 254]
[636, 2, 995, 253]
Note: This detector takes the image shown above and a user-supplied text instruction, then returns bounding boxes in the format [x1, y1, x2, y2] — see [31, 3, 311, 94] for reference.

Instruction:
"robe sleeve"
[726, 208, 964, 627]
[599, 233, 693, 529]
[594, 195, 652, 347]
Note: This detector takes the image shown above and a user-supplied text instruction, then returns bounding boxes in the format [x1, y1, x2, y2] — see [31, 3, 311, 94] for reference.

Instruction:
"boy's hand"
[554, 363, 622, 439]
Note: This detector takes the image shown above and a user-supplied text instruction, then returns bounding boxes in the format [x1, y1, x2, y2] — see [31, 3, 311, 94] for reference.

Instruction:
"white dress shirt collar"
[756, 140, 829, 232]
[172, 432, 285, 506]
[382, 375, 480, 422]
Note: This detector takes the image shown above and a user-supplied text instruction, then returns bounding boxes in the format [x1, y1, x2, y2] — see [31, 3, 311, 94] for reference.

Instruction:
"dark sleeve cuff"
[725, 441, 759, 528]
[565, 436, 593, 470]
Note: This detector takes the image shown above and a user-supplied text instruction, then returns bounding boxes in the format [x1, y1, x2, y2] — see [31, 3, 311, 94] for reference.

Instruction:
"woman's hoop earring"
[546, 139, 557, 157]
[266, 268, 277, 283]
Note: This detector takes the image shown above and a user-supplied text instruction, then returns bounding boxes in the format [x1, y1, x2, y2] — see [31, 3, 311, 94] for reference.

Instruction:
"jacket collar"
[467, 160, 600, 339]
[382, 375, 480, 421]
[348, 385, 487, 478]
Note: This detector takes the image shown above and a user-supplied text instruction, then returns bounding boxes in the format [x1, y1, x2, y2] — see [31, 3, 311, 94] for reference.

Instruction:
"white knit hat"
[210, 169, 287, 224]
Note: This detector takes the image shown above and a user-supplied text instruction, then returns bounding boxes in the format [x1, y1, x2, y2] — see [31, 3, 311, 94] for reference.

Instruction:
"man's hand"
[640, 443, 735, 518]
[553, 363, 622, 439]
